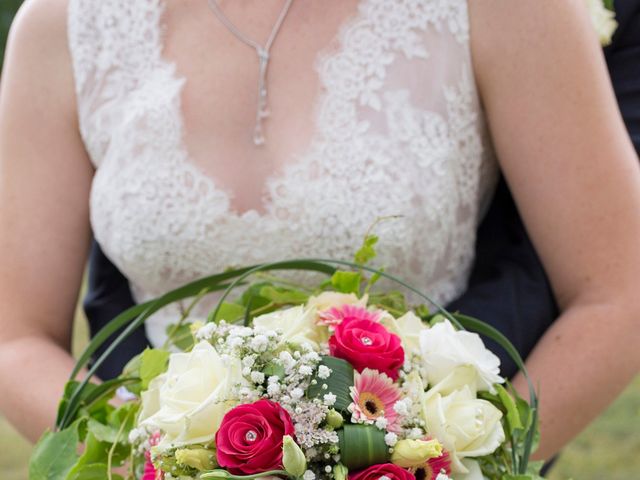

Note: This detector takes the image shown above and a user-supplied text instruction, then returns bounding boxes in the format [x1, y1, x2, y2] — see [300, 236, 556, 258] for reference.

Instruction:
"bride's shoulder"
[469, 0, 599, 86]
[7, 0, 69, 52]
[3, 0, 75, 109]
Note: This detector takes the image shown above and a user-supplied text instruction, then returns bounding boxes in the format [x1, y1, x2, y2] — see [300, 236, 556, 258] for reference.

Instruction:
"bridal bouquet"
[29, 238, 541, 480]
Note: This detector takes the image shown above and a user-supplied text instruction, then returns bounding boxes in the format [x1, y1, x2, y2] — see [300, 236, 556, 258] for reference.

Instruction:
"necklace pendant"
[253, 124, 266, 146]
[259, 109, 270, 119]
[207, 0, 294, 148]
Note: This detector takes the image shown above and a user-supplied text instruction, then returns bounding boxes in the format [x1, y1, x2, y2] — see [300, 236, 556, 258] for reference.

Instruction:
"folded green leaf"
[337, 424, 389, 470]
[307, 356, 355, 411]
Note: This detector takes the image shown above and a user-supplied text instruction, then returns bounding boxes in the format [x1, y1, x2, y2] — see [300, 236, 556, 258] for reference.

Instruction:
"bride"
[0, 0, 639, 464]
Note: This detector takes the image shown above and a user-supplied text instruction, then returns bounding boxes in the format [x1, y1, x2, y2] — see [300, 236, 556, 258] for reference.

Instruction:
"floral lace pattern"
[68, 0, 498, 346]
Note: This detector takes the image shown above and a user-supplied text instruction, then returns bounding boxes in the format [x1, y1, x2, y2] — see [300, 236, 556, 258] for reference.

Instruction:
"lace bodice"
[68, 0, 498, 347]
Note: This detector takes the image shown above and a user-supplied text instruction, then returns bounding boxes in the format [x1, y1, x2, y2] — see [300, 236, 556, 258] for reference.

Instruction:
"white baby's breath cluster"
[194, 314, 341, 463]
[127, 425, 156, 455]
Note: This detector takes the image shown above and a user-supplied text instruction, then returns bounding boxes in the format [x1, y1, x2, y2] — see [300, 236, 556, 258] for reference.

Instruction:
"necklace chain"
[206, 0, 295, 146]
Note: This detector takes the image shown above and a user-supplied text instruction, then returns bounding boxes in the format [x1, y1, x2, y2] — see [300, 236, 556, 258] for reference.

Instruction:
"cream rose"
[139, 341, 245, 448]
[382, 310, 428, 354]
[253, 305, 327, 349]
[421, 366, 505, 474]
[419, 319, 503, 392]
[306, 291, 368, 312]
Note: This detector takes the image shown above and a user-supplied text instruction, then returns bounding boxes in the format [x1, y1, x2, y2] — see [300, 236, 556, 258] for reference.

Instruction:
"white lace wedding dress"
[68, 0, 498, 347]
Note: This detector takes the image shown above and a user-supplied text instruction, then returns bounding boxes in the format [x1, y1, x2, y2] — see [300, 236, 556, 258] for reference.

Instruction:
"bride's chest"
[78, 0, 496, 297]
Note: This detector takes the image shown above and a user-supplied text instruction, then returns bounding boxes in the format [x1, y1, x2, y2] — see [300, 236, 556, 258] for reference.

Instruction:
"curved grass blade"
[209, 258, 463, 329]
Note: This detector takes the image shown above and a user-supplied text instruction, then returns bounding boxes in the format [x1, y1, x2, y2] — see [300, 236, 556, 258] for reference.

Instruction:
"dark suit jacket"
[84, 1, 640, 380]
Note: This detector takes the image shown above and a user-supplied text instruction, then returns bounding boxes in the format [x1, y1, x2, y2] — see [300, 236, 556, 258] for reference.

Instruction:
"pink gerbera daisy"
[349, 368, 402, 432]
[412, 447, 452, 480]
[319, 304, 381, 327]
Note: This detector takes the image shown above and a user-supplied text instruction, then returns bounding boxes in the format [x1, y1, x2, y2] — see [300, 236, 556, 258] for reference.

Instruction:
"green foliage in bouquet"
[30, 235, 541, 480]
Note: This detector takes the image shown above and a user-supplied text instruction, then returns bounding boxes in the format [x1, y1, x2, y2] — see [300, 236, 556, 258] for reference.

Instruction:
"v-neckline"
[155, 0, 366, 220]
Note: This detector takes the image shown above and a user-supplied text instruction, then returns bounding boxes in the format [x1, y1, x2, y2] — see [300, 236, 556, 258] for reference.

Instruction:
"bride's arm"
[0, 0, 93, 442]
[470, 0, 640, 459]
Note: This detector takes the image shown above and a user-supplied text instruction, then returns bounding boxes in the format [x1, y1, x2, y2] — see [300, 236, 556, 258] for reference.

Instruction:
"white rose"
[452, 459, 485, 480]
[306, 291, 368, 312]
[419, 319, 504, 393]
[585, 0, 618, 46]
[138, 341, 245, 448]
[382, 311, 428, 354]
[421, 366, 505, 474]
[253, 305, 326, 349]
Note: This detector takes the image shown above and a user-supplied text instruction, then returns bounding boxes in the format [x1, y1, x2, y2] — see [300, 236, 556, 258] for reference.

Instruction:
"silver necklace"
[207, 0, 294, 146]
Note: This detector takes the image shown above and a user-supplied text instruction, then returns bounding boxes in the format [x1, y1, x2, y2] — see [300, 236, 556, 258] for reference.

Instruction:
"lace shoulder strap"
[67, 0, 168, 165]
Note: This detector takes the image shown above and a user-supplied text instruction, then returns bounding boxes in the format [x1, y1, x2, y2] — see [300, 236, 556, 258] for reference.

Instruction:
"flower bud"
[333, 463, 349, 480]
[282, 435, 307, 477]
[326, 409, 344, 429]
[175, 447, 217, 471]
[200, 469, 231, 480]
[390, 438, 443, 468]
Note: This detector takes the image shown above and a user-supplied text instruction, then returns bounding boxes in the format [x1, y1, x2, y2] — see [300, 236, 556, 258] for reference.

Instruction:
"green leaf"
[258, 285, 309, 304]
[140, 348, 170, 389]
[263, 362, 286, 380]
[121, 353, 142, 379]
[354, 235, 379, 265]
[369, 291, 407, 315]
[331, 271, 362, 294]
[29, 424, 80, 480]
[56, 379, 132, 428]
[337, 424, 389, 470]
[240, 282, 274, 310]
[414, 304, 430, 319]
[66, 432, 109, 477]
[108, 402, 139, 432]
[496, 384, 523, 433]
[307, 356, 354, 411]
[66, 464, 123, 480]
[210, 301, 247, 323]
[86, 420, 119, 444]
[165, 322, 196, 351]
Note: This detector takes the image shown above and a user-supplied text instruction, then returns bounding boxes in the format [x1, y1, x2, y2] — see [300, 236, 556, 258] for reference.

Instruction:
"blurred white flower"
[586, 0, 618, 45]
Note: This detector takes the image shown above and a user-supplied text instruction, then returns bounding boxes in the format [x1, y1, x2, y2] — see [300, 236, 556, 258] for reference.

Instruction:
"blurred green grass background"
[1, 1, 638, 479]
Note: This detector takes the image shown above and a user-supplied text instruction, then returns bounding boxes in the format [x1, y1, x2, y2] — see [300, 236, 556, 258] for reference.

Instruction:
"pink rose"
[215, 400, 295, 475]
[329, 319, 404, 380]
[349, 463, 414, 480]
